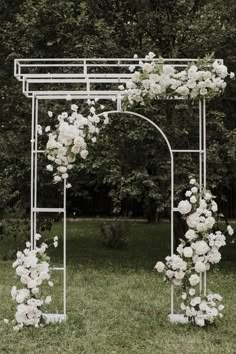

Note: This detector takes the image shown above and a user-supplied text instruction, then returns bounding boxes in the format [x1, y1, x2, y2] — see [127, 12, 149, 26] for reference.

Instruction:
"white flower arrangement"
[154, 178, 234, 327]
[45, 101, 109, 185]
[120, 52, 235, 107]
[9, 235, 58, 331]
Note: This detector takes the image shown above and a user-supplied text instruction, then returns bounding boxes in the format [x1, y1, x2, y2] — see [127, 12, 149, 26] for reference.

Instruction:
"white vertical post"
[30, 94, 35, 248]
[199, 99, 202, 193]
[33, 97, 39, 249]
[63, 178, 67, 317]
[170, 155, 174, 315]
[203, 98, 206, 189]
[203, 98, 207, 296]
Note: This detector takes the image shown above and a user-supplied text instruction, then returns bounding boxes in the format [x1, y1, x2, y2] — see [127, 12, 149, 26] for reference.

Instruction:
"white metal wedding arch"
[14, 57, 217, 322]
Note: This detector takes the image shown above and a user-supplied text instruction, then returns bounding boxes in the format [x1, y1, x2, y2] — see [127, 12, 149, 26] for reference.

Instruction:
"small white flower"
[190, 196, 197, 204]
[191, 186, 198, 194]
[185, 190, 192, 197]
[48, 111, 53, 117]
[189, 288, 196, 296]
[45, 296, 52, 304]
[189, 178, 196, 185]
[53, 241, 58, 248]
[46, 164, 53, 172]
[230, 72, 235, 79]
[129, 65, 136, 72]
[54, 175, 62, 183]
[3, 319, 9, 324]
[54, 236, 58, 242]
[195, 261, 206, 273]
[48, 281, 54, 287]
[66, 183, 72, 189]
[26, 242, 31, 248]
[178, 200, 192, 215]
[45, 126, 51, 133]
[189, 274, 200, 286]
[183, 247, 193, 258]
[227, 225, 234, 236]
[35, 233, 41, 240]
[154, 261, 165, 273]
[71, 104, 78, 111]
[185, 229, 197, 241]
[118, 85, 125, 90]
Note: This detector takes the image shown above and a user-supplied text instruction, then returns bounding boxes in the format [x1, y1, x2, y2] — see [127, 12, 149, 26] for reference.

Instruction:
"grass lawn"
[0, 220, 236, 354]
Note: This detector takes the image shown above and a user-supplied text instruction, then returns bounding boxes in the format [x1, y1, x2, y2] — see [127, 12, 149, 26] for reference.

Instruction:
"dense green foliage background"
[0, 0, 236, 219]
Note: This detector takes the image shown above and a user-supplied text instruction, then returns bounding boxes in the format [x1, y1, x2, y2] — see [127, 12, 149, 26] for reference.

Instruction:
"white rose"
[193, 240, 210, 255]
[190, 196, 197, 204]
[183, 247, 193, 258]
[166, 270, 174, 279]
[154, 261, 165, 273]
[175, 271, 185, 280]
[178, 200, 192, 215]
[204, 192, 212, 201]
[191, 186, 198, 194]
[187, 212, 200, 228]
[189, 274, 200, 286]
[185, 229, 197, 241]
[194, 262, 206, 273]
[189, 288, 196, 296]
[80, 149, 89, 159]
[54, 175, 62, 183]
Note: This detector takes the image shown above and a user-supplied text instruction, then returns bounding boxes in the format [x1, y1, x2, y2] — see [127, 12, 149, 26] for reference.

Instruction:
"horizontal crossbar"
[44, 313, 67, 323]
[32, 207, 65, 213]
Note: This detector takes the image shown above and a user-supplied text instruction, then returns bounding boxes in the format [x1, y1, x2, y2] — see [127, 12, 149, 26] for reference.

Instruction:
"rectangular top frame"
[14, 58, 223, 99]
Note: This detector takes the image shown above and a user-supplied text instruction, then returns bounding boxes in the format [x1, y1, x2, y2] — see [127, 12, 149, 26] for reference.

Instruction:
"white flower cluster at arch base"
[45, 101, 109, 185]
[119, 52, 235, 106]
[9, 235, 58, 331]
[155, 178, 234, 327]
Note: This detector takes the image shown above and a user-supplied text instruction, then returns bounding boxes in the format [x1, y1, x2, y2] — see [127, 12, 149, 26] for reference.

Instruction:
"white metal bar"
[172, 149, 203, 153]
[63, 178, 67, 317]
[30, 95, 35, 248]
[33, 98, 39, 249]
[203, 98, 207, 189]
[51, 267, 64, 271]
[204, 271, 207, 296]
[32, 207, 64, 213]
[199, 100, 202, 193]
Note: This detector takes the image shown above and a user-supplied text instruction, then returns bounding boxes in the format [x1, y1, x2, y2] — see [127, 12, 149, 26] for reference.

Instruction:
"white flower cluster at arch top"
[9, 235, 58, 331]
[44, 101, 109, 185]
[154, 178, 234, 327]
[119, 52, 235, 106]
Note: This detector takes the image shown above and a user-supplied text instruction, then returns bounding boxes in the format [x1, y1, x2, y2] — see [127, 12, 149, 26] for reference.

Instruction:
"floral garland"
[119, 52, 235, 107]
[154, 178, 234, 327]
[44, 100, 109, 186]
[5, 235, 58, 330]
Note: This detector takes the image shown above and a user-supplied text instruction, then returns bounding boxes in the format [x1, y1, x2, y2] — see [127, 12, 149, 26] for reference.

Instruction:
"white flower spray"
[154, 178, 234, 327]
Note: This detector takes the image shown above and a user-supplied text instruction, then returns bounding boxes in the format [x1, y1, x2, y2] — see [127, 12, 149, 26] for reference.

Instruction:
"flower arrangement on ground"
[154, 178, 234, 327]
[9, 234, 58, 330]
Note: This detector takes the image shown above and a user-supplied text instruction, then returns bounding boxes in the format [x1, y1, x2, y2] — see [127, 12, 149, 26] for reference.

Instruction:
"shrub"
[99, 218, 131, 249]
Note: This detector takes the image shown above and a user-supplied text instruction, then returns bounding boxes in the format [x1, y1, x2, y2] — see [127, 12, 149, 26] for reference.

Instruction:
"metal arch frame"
[14, 57, 213, 322]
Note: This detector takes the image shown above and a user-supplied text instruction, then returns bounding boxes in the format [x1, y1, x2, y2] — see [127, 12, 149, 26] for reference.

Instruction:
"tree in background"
[0, 0, 236, 220]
